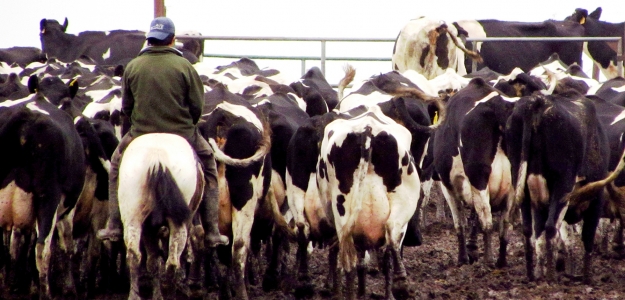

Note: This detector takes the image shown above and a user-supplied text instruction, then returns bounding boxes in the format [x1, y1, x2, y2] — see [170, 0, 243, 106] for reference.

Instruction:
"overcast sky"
[2, 1, 620, 83]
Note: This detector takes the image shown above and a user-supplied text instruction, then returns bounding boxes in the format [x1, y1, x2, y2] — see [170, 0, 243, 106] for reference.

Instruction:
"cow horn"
[444, 27, 483, 64]
[566, 146, 625, 206]
[62, 18, 69, 32]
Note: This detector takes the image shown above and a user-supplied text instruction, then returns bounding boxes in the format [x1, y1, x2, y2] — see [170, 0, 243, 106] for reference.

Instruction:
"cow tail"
[339, 126, 374, 272]
[208, 121, 272, 167]
[147, 164, 192, 227]
[567, 145, 625, 206]
[514, 104, 534, 206]
[337, 64, 356, 101]
[539, 65, 558, 96]
[444, 28, 483, 63]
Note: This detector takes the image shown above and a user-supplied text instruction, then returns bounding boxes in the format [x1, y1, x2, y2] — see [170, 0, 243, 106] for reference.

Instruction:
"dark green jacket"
[122, 46, 204, 140]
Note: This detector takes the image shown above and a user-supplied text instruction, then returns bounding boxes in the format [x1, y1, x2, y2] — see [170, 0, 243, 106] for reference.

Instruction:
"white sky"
[1, 1, 621, 83]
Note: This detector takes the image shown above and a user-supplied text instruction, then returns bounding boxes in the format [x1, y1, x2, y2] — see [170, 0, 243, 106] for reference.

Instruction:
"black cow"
[507, 90, 625, 283]
[566, 7, 624, 79]
[455, 19, 589, 75]
[40, 18, 200, 66]
[0, 47, 47, 68]
[433, 78, 517, 267]
[40, 18, 145, 66]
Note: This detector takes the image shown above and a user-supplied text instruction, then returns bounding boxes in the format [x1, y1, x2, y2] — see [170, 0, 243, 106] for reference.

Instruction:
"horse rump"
[146, 164, 192, 227]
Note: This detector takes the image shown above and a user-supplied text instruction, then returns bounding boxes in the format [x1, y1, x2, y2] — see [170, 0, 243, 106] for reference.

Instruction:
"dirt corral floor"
[3, 198, 625, 299]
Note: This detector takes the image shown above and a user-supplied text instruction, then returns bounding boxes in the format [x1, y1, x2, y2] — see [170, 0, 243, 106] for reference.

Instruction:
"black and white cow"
[455, 19, 589, 75]
[566, 7, 624, 79]
[0, 47, 47, 68]
[506, 90, 625, 282]
[200, 83, 276, 299]
[289, 66, 342, 115]
[432, 77, 518, 267]
[0, 82, 87, 297]
[392, 17, 482, 79]
[316, 104, 422, 299]
[589, 77, 625, 106]
[0, 73, 31, 101]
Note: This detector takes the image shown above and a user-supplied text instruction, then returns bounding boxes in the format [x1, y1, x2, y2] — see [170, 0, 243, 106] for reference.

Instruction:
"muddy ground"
[3, 188, 625, 299]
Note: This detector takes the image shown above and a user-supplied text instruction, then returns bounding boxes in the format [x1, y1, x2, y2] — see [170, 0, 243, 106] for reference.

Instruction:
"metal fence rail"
[179, 35, 624, 79]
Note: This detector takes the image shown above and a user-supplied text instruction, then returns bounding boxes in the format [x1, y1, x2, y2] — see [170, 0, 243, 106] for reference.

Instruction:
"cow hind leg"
[496, 193, 515, 268]
[56, 217, 77, 298]
[9, 228, 32, 294]
[390, 244, 414, 300]
[188, 223, 206, 300]
[612, 216, 625, 257]
[382, 247, 393, 300]
[467, 210, 479, 264]
[581, 206, 601, 284]
[356, 249, 367, 298]
[35, 213, 59, 300]
[443, 187, 469, 265]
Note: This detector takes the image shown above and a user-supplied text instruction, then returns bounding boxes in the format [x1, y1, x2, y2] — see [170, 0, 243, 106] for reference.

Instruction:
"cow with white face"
[566, 7, 624, 80]
[317, 104, 420, 299]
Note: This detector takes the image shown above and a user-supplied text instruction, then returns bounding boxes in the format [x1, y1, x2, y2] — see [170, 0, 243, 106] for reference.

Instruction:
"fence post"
[320, 40, 327, 76]
[471, 41, 477, 73]
[616, 24, 625, 77]
[301, 59, 306, 77]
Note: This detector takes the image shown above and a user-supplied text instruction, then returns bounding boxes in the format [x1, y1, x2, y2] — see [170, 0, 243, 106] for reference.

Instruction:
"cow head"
[39, 18, 69, 59]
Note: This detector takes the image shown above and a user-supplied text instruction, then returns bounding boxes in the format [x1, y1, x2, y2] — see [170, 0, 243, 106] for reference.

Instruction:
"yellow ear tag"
[580, 17, 586, 25]
[433, 111, 439, 124]
[70, 79, 78, 87]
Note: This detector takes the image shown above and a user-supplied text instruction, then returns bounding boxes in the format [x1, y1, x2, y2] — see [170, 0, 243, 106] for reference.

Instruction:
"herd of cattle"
[0, 5, 625, 300]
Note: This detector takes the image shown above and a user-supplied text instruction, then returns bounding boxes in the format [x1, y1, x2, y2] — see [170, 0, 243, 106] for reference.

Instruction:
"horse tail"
[147, 164, 192, 226]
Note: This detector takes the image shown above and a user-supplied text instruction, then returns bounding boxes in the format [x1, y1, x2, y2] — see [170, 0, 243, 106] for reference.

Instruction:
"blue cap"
[146, 17, 175, 41]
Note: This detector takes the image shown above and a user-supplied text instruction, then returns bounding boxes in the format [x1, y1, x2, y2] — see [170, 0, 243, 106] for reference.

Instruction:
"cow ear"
[62, 18, 68, 32]
[114, 65, 124, 77]
[40, 19, 47, 32]
[68, 78, 79, 99]
[27, 75, 39, 94]
[589, 7, 602, 20]
[574, 8, 589, 24]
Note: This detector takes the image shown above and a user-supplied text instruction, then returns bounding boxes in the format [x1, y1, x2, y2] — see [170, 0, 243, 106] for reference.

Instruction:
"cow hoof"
[138, 275, 153, 299]
[468, 250, 479, 264]
[495, 257, 507, 269]
[294, 282, 315, 299]
[391, 276, 414, 300]
[262, 271, 279, 292]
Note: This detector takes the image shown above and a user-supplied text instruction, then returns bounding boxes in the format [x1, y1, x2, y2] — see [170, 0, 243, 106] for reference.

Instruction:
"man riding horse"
[97, 16, 228, 248]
